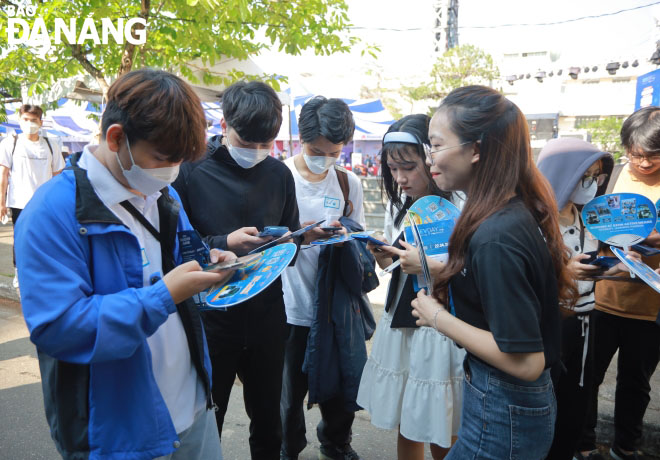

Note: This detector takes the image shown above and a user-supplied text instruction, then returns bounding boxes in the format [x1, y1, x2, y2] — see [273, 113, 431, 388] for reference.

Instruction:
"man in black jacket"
[174, 81, 300, 460]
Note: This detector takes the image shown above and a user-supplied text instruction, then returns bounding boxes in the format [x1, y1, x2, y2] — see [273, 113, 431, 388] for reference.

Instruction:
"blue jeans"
[447, 355, 556, 460]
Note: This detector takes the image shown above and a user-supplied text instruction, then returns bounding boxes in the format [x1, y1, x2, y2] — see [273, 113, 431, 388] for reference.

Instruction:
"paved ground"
[0, 221, 659, 459]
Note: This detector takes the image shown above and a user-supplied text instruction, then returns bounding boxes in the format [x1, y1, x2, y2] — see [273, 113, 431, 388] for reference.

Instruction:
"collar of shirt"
[78, 145, 161, 212]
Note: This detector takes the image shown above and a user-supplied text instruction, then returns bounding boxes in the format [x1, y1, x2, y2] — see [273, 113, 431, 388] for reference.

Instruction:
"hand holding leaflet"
[407, 211, 433, 290]
[248, 219, 325, 254]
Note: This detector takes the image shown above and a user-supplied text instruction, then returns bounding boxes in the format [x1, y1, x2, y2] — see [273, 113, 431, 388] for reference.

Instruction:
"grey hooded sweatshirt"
[537, 137, 614, 211]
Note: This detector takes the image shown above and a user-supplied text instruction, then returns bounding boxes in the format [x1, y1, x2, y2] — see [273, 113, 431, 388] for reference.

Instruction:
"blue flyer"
[612, 246, 660, 295]
[201, 243, 297, 310]
[581, 193, 656, 247]
[404, 196, 459, 291]
[311, 230, 378, 246]
[656, 198, 660, 233]
[408, 196, 461, 225]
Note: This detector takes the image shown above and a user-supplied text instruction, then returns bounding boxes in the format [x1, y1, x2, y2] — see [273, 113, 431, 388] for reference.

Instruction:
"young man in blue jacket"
[15, 69, 235, 460]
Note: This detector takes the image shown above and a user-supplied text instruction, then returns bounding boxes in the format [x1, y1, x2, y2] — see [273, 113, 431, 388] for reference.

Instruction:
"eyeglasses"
[627, 152, 660, 164]
[581, 173, 608, 188]
[426, 141, 472, 161]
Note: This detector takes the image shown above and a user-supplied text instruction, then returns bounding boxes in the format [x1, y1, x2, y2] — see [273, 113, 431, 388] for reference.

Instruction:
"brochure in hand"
[406, 211, 433, 290]
[581, 193, 657, 247]
[248, 219, 325, 254]
[403, 196, 459, 291]
[199, 242, 298, 310]
[310, 230, 386, 246]
[611, 246, 660, 295]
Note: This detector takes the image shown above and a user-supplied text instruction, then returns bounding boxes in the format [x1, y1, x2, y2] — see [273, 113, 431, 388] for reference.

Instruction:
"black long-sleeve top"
[173, 135, 300, 345]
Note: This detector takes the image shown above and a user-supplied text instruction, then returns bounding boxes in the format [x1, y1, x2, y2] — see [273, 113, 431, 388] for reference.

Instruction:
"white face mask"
[226, 137, 270, 169]
[116, 138, 179, 196]
[570, 179, 598, 205]
[303, 154, 337, 174]
[19, 120, 40, 135]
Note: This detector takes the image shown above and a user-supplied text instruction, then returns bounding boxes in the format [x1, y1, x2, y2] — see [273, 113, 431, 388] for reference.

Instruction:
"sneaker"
[573, 450, 606, 460]
[610, 446, 645, 460]
[319, 444, 360, 460]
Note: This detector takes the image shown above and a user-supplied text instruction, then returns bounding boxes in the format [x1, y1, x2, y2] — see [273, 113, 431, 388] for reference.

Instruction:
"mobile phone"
[203, 253, 260, 272]
[351, 234, 388, 246]
[320, 226, 341, 232]
[258, 226, 289, 238]
[580, 251, 598, 265]
[590, 257, 620, 269]
[631, 244, 660, 257]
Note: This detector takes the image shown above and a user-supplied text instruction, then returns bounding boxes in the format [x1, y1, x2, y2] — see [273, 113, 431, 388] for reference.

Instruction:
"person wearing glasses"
[411, 86, 575, 459]
[576, 107, 660, 460]
[357, 115, 464, 460]
[536, 138, 615, 460]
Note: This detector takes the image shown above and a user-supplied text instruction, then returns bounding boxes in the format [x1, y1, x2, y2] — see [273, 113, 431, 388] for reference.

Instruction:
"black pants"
[579, 309, 660, 452]
[10, 207, 22, 267]
[546, 313, 595, 460]
[208, 324, 287, 460]
[280, 324, 355, 457]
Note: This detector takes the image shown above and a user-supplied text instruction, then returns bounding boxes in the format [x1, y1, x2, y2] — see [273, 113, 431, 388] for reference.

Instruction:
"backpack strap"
[10, 134, 18, 157]
[43, 137, 54, 156]
[334, 165, 353, 217]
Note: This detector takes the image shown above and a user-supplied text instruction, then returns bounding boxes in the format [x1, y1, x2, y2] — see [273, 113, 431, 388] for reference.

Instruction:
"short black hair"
[221, 81, 282, 143]
[298, 96, 355, 145]
[621, 106, 660, 153]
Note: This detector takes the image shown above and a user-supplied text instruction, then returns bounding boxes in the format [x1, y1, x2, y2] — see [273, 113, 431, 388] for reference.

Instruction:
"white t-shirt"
[281, 157, 366, 327]
[0, 135, 65, 209]
[79, 146, 206, 434]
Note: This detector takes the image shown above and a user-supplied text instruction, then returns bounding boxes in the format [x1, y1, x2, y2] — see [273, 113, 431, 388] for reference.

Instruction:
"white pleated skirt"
[357, 306, 465, 447]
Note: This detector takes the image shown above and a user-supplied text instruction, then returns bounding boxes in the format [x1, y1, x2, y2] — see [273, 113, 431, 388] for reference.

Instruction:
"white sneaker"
[12, 267, 18, 289]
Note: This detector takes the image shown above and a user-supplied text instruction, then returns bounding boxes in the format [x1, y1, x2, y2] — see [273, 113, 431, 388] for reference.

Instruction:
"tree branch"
[69, 44, 110, 96]
[118, 0, 150, 76]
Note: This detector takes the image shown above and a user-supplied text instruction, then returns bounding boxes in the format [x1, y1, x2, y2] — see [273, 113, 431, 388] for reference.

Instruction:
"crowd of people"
[4, 67, 660, 460]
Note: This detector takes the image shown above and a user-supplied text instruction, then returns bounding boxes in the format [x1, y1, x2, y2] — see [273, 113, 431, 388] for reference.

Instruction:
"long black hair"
[380, 114, 451, 227]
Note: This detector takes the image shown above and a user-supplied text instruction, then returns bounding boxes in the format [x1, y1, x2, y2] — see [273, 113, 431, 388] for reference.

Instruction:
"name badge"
[324, 196, 340, 209]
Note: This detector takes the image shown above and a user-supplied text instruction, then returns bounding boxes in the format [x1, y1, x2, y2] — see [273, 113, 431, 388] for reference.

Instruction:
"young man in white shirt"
[280, 96, 365, 460]
[0, 104, 65, 287]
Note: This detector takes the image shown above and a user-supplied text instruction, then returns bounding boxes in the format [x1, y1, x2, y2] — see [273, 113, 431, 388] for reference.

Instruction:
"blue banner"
[635, 68, 660, 111]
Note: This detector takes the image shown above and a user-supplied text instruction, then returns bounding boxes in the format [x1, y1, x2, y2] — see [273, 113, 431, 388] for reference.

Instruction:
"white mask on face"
[570, 179, 598, 205]
[19, 120, 40, 135]
[116, 138, 179, 196]
[303, 154, 337, 174]
[225, 136, 270, 169]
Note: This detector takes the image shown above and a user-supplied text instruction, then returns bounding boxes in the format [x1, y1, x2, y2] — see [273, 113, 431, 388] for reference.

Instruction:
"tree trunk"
[118, 0, 150, 77]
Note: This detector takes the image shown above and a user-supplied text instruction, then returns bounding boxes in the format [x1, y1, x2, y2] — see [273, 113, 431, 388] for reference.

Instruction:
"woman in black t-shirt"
[411, 86, 577, 460]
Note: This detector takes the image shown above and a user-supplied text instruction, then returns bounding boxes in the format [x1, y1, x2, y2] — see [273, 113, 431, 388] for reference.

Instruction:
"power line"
[459, 1, 660, 29]
[348, 1, 660, 32]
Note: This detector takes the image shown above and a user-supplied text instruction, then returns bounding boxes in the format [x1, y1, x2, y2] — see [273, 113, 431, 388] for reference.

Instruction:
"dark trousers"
[10, 207, 22, 267]
[209, 329, 286, 460]
[280, 324, 355, 457]
[579, 310, 660, 452]
[546, 313, 595, 460]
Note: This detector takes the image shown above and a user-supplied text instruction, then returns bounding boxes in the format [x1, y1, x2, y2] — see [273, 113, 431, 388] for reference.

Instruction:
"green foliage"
[408, 44, 499, 101]
[577, 116, 625, 162]
[0, 0, 356, 113]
